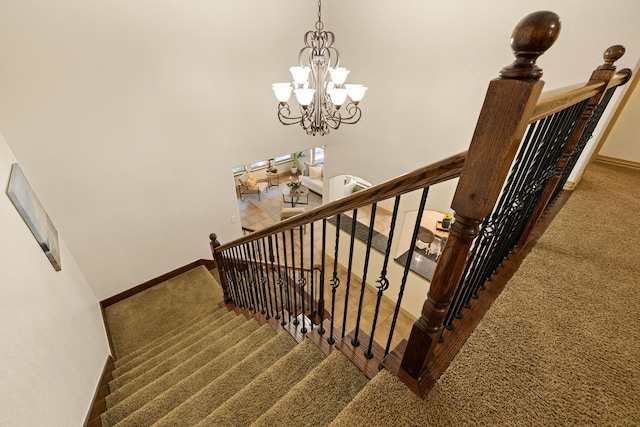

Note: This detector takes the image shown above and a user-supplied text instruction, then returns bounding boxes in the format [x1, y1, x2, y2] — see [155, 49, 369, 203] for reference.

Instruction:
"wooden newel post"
[210, 233, 232, 303]
[516, 45, 626, 248]
[399, 11, 560, 392]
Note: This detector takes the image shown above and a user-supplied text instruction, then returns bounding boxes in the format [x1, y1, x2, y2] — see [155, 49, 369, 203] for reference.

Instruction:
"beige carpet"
[99, 161, 639, 426]
[331, 161, 640, 426]
[105, 265, 224, 358]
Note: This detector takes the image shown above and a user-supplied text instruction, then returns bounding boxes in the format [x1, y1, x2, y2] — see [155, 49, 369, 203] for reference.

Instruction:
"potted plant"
[286, 180, 302, 192]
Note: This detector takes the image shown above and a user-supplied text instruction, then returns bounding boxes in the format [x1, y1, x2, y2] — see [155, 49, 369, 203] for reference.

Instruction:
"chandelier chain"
[316, 0, 323, 31]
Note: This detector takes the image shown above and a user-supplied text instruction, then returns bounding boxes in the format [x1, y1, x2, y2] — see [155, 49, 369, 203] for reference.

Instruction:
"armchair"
[238, 173, 267, 201]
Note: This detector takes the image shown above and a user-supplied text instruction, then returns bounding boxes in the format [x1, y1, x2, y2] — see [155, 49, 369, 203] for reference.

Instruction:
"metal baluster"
[274, 232, 287, 326]
[366, 196, 401, 359]
[352, 204, 377, 347]
[281, 231, 292, 324]
[234, 245, 252, 312]
[317, 219, 327, 335]
[299, 225, 307, 334]
[341, 209, 358, 338]
[242, 243, 258, 313]
[385, 188, 429, 357]
[288, 229, 299, 325]
[553, 88, 617, 202]
[267, 235, 280, 320]
[249, 241, 266, 314]
[327, 214, 341, 345]
[259, 237, 272, 319]
[448, 118, 546, 326]
[309, 222, 315, 331]
[221, 252, 239, 307]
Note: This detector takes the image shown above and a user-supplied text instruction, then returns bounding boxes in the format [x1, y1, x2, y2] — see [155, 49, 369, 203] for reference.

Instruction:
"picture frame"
[6, 163, 61, 271]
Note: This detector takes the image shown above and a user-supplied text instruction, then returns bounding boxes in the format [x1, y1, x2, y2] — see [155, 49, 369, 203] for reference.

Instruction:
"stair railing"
[211, 11, 632, 393]
[394, 14, 632, 396]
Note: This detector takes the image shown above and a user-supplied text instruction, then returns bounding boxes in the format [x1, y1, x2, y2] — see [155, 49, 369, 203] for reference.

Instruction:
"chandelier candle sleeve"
[272, 0, 367, 136]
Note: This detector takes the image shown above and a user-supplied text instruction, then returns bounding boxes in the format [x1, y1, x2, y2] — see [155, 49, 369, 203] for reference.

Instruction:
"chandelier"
[272, 0, 367, 136]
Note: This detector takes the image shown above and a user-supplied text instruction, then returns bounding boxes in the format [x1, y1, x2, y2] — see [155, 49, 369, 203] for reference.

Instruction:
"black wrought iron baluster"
[327, 214, 341, 345]
[281, 231, 292, 324]
[317, 219, 327, 335]
[352, 204, 377, 347]
[267, 235, 280, 320]
[221, 253, 239, 307]
[242, 243, 258, 313]
[366, 196, 400, 359]
[288, 229, 299, 326]
[235, 245, 253, 312]
[249, 241, 266, 315]
[448, 117, 546, 325]
[385, 188, 429, 357]
[553, 87, 617, 202]
[341, 209, 358, 339]
[274, 232, 287, 326]
[309, 222, 315, 331]
[259, 238, 272, 319]
[298, 225, 307, 334]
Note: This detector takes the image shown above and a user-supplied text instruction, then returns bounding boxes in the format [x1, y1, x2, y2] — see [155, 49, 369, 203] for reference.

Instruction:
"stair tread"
[250, 350, 369, 427]
[113, 307, 223, 368]
[110, 311, 237, 387]
[198, 338, 326, 427]
[328, 369, 422, 427]
[112, 324, 278, 426]
[154, 331, 298, 427]
[102, 316, 260, 413]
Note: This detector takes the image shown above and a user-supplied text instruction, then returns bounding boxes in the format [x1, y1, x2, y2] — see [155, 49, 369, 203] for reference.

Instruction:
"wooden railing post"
[516, 45, 627, 248]
[210, 233, 232, 303]
[399, 11, 560, 393]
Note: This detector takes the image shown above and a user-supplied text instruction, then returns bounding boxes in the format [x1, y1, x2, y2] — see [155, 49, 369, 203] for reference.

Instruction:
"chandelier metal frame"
[272, 0, 366, 136]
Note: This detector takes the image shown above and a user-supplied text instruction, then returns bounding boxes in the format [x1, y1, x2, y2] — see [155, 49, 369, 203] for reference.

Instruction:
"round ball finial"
[599, 45, 625, 70]
[209, 233, 217, 241]
[500, 11, 561, 79]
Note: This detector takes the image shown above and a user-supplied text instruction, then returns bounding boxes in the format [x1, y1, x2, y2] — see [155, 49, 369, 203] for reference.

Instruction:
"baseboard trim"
[83, 355, 114, 427]
[100, 259, 216, 308]
[595, 155, 640, 170]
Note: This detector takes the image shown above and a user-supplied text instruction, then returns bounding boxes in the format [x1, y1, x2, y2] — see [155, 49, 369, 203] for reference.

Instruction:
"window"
[313, 147, 324, 164]
[232, 165, 246, 174]
[249, 160, 268, 170]
[274, 154, 292, 163]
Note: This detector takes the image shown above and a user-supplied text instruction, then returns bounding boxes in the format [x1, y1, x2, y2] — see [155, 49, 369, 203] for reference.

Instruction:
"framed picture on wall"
[6, 163, 61, 271]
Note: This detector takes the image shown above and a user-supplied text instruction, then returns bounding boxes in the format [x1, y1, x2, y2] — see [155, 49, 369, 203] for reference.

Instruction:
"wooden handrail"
[529, 68, 630, 123]
[216, 151, 466, 252]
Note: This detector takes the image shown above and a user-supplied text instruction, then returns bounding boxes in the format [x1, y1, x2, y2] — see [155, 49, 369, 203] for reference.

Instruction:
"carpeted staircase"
[99, 267, 369, 426]
[96, 162, 640, 426]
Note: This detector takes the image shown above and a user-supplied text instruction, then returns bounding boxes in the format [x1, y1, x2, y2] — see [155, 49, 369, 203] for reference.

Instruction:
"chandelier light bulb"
[294, 88, 316, 106]
[329, 88, 348, 106]
[272, 83, 293, 102]
[290, 66, 311, 84]
[329, 67, 350, 85]
[345, 84, 368, 102]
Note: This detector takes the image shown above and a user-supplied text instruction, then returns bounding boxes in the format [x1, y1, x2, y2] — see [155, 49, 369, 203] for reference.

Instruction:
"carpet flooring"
[99, 161, 639, 426]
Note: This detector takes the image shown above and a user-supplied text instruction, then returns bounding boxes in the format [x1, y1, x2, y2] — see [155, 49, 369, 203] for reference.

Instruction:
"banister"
[216, 151, 466, 252]
[529, 68, 631, 123]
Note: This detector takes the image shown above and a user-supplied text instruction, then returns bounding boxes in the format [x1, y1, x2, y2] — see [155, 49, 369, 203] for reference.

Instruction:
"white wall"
[0, 1, 638, 302]
[600, 65, 640, 163]
[325, 1, 640, 189]
[0, 134, 110, 425]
